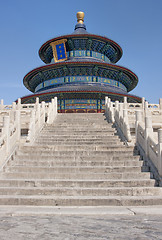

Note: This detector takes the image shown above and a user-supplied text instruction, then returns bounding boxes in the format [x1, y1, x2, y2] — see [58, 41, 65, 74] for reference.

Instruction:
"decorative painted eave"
[20, 90, 142, 104]
[23, 61, 138, 93]
[39, 34, 123, 64]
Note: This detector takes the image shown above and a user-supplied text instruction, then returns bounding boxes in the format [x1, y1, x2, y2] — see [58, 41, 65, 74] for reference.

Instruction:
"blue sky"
[0, 0, 162, 104]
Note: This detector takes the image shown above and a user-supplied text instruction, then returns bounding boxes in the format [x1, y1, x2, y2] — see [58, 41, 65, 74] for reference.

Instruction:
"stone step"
[0, 172, 151, 180]
[16, 150, 137, 158]
[44, 124, 113, 129]
[0, 179, 155, 188]
[40, 132, 116, 137]
[35, 137, 120, 143]
[36, 135, 119, 140]
[0, 195, 162, 206]
[4, 166, 143, 174]
[35, 141, 122, 146]
[0, 187, 160, 196]
[34, 143, 125, 151]
[14, 154, 140, 162]
[11, 159, 143, 167]
[41, 129, 116, 134]
[55, 113, 105, 118]
[19, 145, 134, 152]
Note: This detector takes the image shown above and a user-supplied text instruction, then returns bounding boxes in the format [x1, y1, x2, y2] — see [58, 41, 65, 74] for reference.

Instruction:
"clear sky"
[0, 0, 162, 104]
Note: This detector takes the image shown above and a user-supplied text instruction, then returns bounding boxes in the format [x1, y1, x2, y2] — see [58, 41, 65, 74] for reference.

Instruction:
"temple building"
[21, 12, 141, 113]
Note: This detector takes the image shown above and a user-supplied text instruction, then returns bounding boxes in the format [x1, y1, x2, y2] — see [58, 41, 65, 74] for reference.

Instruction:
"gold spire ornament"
[77, 11, 84, 24]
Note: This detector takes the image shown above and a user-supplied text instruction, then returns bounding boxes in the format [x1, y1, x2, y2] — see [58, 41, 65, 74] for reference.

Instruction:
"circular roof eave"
[39, 34, 123, 64]
[19, 90, 142, 104]
[23, 61, 138, 93]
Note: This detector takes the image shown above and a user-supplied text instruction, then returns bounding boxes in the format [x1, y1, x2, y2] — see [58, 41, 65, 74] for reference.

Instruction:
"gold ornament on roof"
[77, 11, 84, 24]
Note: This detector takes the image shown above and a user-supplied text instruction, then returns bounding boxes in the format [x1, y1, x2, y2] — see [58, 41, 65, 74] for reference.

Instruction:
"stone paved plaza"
[0, 206, 162, 240]
[0, 214, 162, 240]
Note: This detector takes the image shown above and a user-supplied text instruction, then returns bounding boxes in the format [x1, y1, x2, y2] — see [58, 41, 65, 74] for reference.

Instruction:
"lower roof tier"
[20, 83, 141, 104]
[23, 61, 138, 93]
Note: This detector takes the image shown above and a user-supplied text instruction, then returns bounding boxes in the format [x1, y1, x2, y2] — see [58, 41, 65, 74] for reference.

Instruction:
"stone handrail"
[0, 97, 57, 168]
[105, 96, 162, 185]
[136, 111, 162, 184]
[105, 97, 132, 143]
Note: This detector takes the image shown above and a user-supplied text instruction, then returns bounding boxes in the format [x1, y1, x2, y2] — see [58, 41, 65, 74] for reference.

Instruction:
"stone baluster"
[123, 109, 128, 123]
[51, 98, 55, 120]
[107, 98, 111, 108]
[0, 99, 4, 110]
[17, 98, 21, 110]
[26, 110, 35, 142]
[144, 115, 153, 157]
[54, 97, 58, 117]
[35, 98, 40, 128]
[15, 110, 21, 141]
[2, 116, 10, 154]
[123, 108, 131, 142]
[12, 102, 16, 110]
[119, 103, 123, 118]
[115, 101, 119, 111]
[144, 101, 149, 117]
[105, 97, 108, 117]
[110, 101, 115, 123]
[105, 96, 108, 105]
[123, 96, 127, 109]
[135, 110, 142, 140]
[41, 101, 46, 124]
[158, 129, 162, 179]
[142, 97, 145, 110]
[159, 98, 162, 115]
[47, 102, 52, 124]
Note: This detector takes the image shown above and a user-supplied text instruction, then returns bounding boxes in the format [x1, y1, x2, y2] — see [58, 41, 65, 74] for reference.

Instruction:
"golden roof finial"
[77, 11, 84, 24]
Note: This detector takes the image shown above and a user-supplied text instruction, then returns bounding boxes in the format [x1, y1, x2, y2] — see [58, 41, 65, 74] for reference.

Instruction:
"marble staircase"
[0, 113, 162, 206]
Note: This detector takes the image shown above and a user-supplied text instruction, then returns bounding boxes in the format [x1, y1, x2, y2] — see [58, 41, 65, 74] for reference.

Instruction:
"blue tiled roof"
[37, 82, 127, 95]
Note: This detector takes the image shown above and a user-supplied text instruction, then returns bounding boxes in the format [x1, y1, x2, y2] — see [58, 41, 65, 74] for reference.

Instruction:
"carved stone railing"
[105, 97, 133, 143]
[0, 97, 57, 169]
[105, 96, 162, 185]
[136, 111, 162, 185]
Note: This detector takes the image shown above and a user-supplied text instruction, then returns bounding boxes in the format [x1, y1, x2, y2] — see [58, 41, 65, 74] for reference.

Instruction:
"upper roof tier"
[39, 12, 123, 64]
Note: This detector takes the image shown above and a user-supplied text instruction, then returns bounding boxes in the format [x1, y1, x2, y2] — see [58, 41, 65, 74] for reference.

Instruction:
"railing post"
[158, 129, 162, 178]
[2, 116, 10, 154]
[105, 96, 108, 105]
[26, 110, 35, 143]
[142, 97, 145, 110]
[36, 97, 39, 105]
[36, 99, 40, 128]
[124, 96, 127, 109]
[119, 103, 123, 118]
[54, 97, 58, 117]
[105, 97, 108, 117]
[0, 99, 4, 110]
[17, 98, 21, 110]
[123, 108, 131, 142]
[12, 102, 16, 110]
[135, 110, 142, 140]
[41, 101, 46, 124]
[15, 110, 21, 141]
[107, 98, 111, 107]
[123, 109, 128, 123]
[144, 101, 149, 117]
[115, 101, 119, 111]
[159, 98, 162, 115]
[145, 115, 153, 157]
[110, 101, 115, 123]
